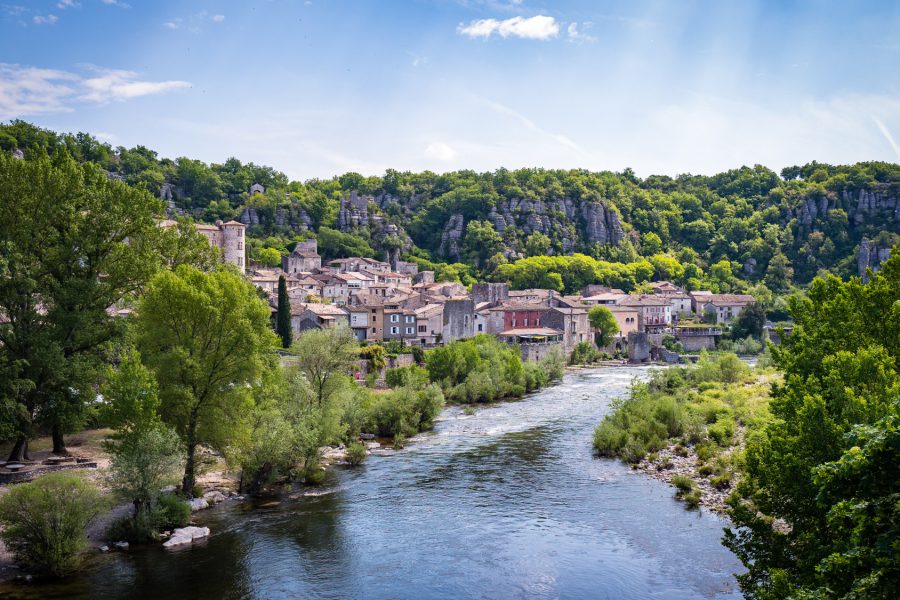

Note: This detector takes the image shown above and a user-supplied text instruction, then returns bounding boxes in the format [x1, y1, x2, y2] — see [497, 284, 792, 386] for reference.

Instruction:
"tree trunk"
[182, 409, 200, 496]
[182, 443, 197, 496]
[6, 437, 30, 463]
[51, 424, 68, 455]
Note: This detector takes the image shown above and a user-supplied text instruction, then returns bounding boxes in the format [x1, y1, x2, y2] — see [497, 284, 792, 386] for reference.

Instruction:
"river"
[2, 366, 743, 599]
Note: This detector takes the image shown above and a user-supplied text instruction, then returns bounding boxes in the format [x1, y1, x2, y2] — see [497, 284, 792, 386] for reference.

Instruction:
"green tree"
[524, 232, 551, 257]
[0, 152, 163, 461]
[724, 248, 900, 599]
[764, 252, 793, 292]
[641, 231, 663, 255]
[588, 305, 620, 348]
[257, 247, 282, 267]
[276, 275, 293, 349]
[0, 473, 104, 577]
[463, 220, 503, 267]
[730, 302, 766, 341]
[135, 265, 278, 495]
[291, 326, 360, 406]
[101, 351, 184, 532]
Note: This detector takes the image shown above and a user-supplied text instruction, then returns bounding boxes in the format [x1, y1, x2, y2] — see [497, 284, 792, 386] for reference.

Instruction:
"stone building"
[442, 298, 474, 343]
[194, 220, 246, 273]
[282, 239, 322, 274]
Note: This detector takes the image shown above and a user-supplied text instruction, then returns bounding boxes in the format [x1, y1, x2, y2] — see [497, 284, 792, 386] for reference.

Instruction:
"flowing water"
[3, 366, 743, 599]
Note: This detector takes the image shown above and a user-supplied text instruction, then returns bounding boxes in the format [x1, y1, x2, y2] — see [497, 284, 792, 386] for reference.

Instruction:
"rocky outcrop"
[580, 200, 625, 246]
[844, 185, 900, 225]
[337, 191, 370, 230]
[163, 526, 210, 548]
[239, 206, 261, 226]
[483, 197, 623, 257]
[794, 193, 837, 227]
[857, 239, 892, 281]
[439, 214, 465, 261]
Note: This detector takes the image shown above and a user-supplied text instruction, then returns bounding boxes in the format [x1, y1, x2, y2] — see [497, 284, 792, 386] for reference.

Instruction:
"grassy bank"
[593, 353, 775, 512]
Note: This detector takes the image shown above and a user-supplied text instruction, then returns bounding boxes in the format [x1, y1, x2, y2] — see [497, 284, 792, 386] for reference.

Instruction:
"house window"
[524, 318, 528, 327]
[571, 322, 576, 332]
[405, 327, 414, 335]
[478, 324, 483, 332]
[405, 315, 414, 323]
[418, 325, 427, 332]
[390, 326, 399, 335]
[512, 318, 517, 327]
[536, 318, 540, 326]
[372, 327, 376, 333]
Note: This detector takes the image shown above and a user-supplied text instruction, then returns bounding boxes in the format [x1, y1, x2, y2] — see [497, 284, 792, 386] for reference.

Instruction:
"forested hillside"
[3, 120, 898, 294]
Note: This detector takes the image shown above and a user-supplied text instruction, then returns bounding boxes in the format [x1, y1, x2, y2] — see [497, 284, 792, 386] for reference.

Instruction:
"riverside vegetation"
[594, 250, 900, 600]
[0, 152, 564, 579]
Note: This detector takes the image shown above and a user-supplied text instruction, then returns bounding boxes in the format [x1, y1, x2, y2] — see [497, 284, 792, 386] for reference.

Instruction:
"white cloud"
[458, 15, 559, 40]
[424, 142, 456, 161]
[567, 22, 597, 44]
[33, 14, 59, 25]
[408, 52, 428, 68]
[57, 0, 79, 9]
[78, 67, 191, 103]
[0, 63, 190, 119]
[163, 12, 224, 32]
[101, 0, 130, 7]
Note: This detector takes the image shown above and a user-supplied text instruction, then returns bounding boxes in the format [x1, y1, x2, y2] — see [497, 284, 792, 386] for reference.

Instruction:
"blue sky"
[1, 0, 899, 180]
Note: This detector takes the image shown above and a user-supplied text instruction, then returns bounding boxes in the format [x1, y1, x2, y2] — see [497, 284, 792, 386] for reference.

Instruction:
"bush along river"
[1, 366, 743, 599]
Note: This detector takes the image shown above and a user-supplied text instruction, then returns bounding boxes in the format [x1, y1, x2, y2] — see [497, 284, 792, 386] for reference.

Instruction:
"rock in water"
[203, 490, 226, 504]
[162, 526, 211, 548]
[189, 497, 209, 512]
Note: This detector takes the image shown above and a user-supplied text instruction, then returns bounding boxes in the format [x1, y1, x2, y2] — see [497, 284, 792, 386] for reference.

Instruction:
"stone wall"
[628, 332, 651, 363]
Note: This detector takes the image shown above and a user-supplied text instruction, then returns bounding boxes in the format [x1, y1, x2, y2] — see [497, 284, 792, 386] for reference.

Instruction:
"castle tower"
[220, 220, 246, 273]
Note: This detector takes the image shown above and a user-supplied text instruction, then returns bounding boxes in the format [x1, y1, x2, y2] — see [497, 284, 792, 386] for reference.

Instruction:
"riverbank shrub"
[364, 383, 445, 437]
[592, 353, 768, 464]
[346, 442, 367, 466]
[569, 341, 602, 365]
[425, 335, 562, 403]
[385, 365, 429, 388]
[0, 473, 105, 577]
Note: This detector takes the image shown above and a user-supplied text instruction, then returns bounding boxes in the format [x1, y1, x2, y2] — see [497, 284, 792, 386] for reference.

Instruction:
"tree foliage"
[135, 265, 277, 494]
[588, 305, 620, 347]
[724, 246, 900, 599]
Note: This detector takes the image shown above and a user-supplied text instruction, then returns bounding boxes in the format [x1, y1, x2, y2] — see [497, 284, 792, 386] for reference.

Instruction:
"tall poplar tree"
[276, 275, 292, 349]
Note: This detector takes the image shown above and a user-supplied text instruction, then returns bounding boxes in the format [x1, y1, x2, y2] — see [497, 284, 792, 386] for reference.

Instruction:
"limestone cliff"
[857, 238, 893, 281]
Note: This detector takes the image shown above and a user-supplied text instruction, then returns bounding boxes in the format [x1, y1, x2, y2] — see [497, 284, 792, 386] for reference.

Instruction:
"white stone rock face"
[189, 498, 209, 512]
[162, 526, 210, 548]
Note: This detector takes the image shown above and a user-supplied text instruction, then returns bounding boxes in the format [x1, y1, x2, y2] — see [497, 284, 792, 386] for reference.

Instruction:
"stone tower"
[220, 220, 246, 273]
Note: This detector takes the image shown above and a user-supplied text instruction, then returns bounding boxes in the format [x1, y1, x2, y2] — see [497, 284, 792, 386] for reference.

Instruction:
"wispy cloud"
[100, 0, 129, 8]
[458, 15, 559, 40]
[567, 22, 597, 44]
[0, 63, 190, 119]
[408, 52, 428, 68]
[164, 11, 225, 32]
[57, 0, 79, 9]
[482, 98, 584, 154]
[32, 14, 58, 25]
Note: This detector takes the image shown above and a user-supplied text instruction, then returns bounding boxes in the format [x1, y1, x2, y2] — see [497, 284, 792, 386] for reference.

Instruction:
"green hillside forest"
[2, 120, 898, 300]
